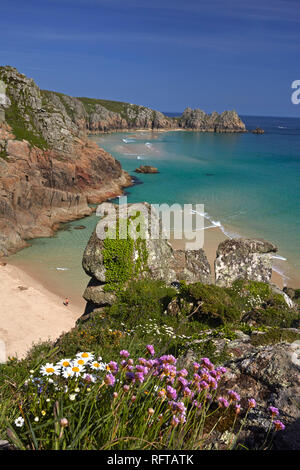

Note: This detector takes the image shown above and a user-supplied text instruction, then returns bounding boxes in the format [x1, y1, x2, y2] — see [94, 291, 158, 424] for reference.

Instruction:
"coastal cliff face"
[0, 66, 246, 138]
[0, 66, 246, 255]
[0, 66, 131, 256]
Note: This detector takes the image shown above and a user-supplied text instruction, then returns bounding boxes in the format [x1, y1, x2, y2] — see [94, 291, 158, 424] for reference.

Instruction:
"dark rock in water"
[206, 173, 215, 176]
[73, 225, 86, 230]
[131, 175, 143, 185]
[134, 165, 159, 174]
[215, 238, 277, 287]
[252, 127, 265, 134]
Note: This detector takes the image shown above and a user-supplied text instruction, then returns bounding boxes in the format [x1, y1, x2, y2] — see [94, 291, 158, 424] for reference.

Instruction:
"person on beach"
[63, 297, 69, 307]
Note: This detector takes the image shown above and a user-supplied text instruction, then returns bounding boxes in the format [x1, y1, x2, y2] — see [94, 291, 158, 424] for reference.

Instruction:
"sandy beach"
[0, 219, 294, 362]
[0, 263, 82, 360]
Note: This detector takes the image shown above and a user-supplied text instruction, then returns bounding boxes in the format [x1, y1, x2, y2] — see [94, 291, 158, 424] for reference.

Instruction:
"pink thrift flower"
[235, 404, 241, 414]
[273, 420, 285, 431]
[171, 415, 179, 427]
[248, 398, 256, 409]
[146, 345, 155, 356]
[178, 369, 188, 377]
[120, 350, 130, 358]
[218, 397, 230, 408]
[104, 374, 115, 387]
[228, 390, 241, 402]
[269, 406, 279, 417]
[166, 385, 177, 400]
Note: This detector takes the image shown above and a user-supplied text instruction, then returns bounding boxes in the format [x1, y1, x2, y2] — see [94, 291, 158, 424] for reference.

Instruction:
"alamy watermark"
[95, 197, 205, 250]
[291, 80, 300, 104]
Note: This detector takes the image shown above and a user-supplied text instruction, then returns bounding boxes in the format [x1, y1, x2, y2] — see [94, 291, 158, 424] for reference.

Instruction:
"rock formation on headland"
[0, 66, 246, 255]
[178, 108, 246, 132]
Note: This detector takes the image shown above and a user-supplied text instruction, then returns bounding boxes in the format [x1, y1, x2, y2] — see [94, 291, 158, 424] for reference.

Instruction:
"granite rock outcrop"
[215, 238, 278, 287]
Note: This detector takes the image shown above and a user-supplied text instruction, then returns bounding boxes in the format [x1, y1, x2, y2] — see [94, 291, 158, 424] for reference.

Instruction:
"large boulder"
[215, 238, 277, 287]
[82, 202, 212, 309]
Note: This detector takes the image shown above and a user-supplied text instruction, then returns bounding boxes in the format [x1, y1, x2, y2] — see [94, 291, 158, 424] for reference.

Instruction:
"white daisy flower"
[73, 357, 88, 367]
[57, 358, 72, 369]
[76, 352, 94, 362]
[91, 361, 106, 371]
[69, 393, 77, 401]
[62, 369, 72, 379]
[67, 364, 85, 377]
[14, 417, 24, 427]
[40, 363, 60, 376]
[34, 417, 39, 422]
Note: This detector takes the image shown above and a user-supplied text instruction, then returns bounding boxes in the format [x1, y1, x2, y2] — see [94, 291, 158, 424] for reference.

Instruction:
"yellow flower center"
[72, 366, 80, 372]
[82, 353, 89, 358]
[46, 367, 54, 373]
[77, 359, 85, 365]
[93, 363, 100, 368]
[62, 361, 70, 367]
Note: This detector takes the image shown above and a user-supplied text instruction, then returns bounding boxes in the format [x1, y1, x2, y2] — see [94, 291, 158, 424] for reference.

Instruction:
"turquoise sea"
[9, 116, 300, 305]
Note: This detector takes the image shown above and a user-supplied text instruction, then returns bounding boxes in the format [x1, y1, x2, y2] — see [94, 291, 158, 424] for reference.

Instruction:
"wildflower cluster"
[10, 346, 285, 450]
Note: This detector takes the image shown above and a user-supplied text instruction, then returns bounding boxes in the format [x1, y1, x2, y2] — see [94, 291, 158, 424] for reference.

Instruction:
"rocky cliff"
[0, 66, 131, 256]
[0, 66, 246, 255]
[178, 108, 246, 132]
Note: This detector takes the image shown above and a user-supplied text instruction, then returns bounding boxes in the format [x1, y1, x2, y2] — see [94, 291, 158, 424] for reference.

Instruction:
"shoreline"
[1, 207, 297, 360]
[0, 263, 82, 360]
[1, 129, 299, 358]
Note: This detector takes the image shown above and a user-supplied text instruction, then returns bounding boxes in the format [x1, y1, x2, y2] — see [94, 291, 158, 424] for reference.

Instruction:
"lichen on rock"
[215, 238, 278, 287]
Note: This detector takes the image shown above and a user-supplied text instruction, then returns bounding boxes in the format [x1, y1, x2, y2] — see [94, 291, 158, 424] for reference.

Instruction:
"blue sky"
[1, 0, 300, 116]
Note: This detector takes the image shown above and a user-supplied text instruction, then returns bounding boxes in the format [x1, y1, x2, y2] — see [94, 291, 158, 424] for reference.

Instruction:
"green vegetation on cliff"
[4, 95, 49, 149]
[1, 276, 299, 449]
